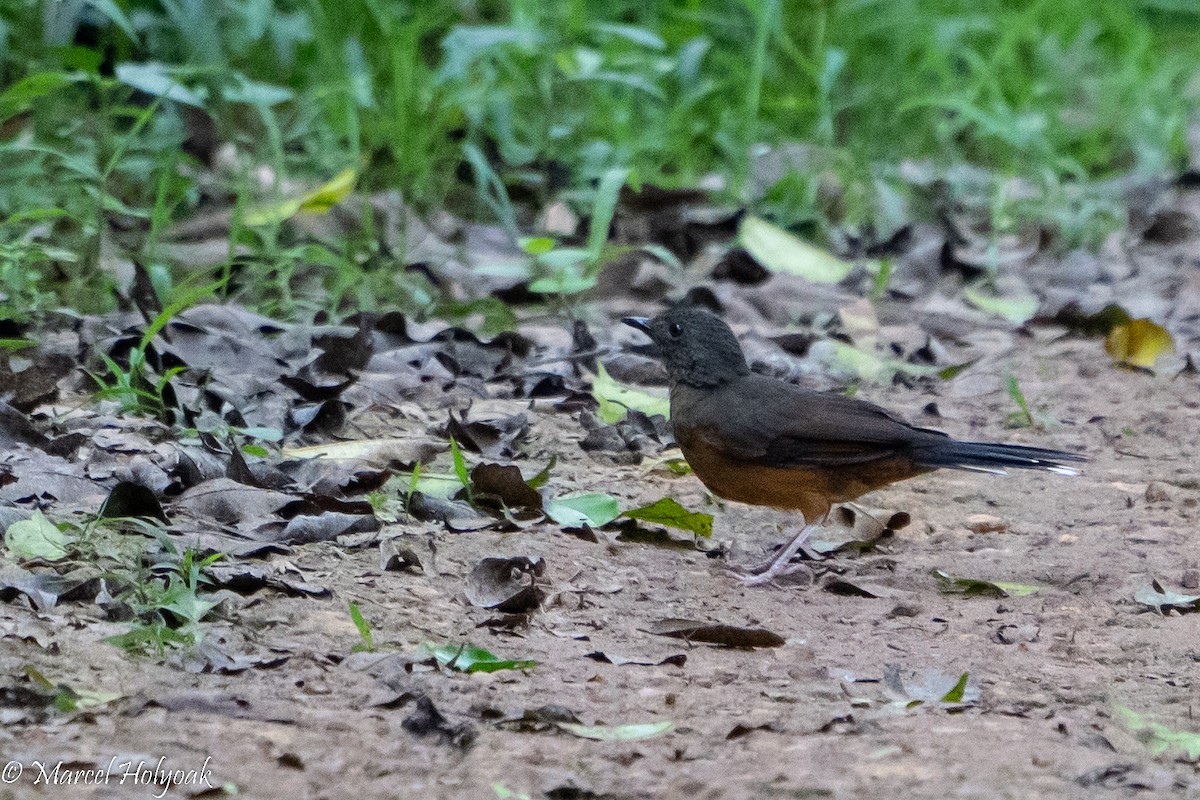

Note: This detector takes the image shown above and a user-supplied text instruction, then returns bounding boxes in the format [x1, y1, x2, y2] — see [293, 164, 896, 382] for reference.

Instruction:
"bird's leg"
[731, 520, 822, 587]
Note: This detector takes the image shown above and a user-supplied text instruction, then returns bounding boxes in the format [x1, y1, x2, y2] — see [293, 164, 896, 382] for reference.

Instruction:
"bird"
[622, 307, 1085, 586]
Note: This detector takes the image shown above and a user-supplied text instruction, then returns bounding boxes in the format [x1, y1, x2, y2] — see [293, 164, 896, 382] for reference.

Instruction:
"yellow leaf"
[739, 215, 852, 283]
[242, 168, 357, 226]
[299, 167, 357, 213]
[242, 197, 302, 227]
[1105, 318, 1174, 369]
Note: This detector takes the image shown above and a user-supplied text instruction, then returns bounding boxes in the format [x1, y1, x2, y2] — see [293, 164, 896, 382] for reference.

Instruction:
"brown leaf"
[465, 556, 545, 613]
[469, 462, 543, 511]
[379, 539, 424, 573]
[644, 619, 785, 649]
[99, 481, 169, 523]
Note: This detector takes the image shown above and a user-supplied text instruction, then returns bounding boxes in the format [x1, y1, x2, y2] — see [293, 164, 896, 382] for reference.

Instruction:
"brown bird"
[623, 307, 1085, 585]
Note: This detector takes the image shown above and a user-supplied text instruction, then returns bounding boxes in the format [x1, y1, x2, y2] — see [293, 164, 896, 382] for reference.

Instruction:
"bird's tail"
[916, 440, 1086, 476]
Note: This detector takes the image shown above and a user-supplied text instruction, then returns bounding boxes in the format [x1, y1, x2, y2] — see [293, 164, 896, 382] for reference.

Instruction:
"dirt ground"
[3, 328, 1199, 800]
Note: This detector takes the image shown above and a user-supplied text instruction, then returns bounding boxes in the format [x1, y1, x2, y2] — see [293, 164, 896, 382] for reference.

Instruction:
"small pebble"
[1182, 569, 1200, 590]
[965, 513, 1009, 534]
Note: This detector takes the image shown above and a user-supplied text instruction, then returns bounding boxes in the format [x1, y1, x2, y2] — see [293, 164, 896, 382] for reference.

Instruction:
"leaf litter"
[3, 124, 1200, 800]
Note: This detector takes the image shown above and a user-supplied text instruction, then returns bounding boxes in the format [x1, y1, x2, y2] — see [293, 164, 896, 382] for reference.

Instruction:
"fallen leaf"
[808, 505, 906, 554]
[99, 481, 169, 523]
[823, 578, 914, 600]
[411, 472, 467, 500]
[645, 619, 785, 648]
[0, 566, 98, 610]
[379, 539, 424, 573]
[557, 720, 674, 741]
[281, 437, 441, 467]
[465, 556, 545, 613]
[622, 498, 712, 538]
[4, 511, 73, 561]
[932, 569, 1043, 598]
[401, 695, 476, 749]
[883, 665, 979, 708]
[592, 363, 669, 424]
[583, 651, 687, 667]
[469, 463, 543, 512]
[725, 721, 782, 739]
[963, 285, 1039, 324]
[1105, 318, 1174, 369]
[739, 215, 852, 283]
[420, 642, 536, 673]
[1116, 706, 1200, 760]
[447, 411, 530, 459]
[545, 493, 620, 529]
[1134, 580, 1200, 612]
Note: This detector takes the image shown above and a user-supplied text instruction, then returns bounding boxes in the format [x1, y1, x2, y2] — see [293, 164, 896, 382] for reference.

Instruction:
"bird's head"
[622, 307, 750, 388]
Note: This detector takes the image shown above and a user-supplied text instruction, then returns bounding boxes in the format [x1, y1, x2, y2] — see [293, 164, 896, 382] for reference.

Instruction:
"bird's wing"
[690, 376, 944, 467]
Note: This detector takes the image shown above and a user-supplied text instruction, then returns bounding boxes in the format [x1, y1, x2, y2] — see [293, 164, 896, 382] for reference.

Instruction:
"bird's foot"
[728, 523, 819, 588]
[728, 560, 814, 587]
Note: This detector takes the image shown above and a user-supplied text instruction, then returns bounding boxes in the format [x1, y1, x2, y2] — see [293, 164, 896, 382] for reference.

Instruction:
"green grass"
[1, 0, 1198, 321]
[2, 503, 224, 657]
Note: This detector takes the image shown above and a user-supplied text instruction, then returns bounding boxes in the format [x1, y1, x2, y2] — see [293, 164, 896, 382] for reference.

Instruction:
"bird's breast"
[673, 422, 835, 519]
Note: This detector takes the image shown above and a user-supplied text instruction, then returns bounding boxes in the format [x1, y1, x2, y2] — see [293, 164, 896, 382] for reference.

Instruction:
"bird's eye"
[668, 322, 684, 338]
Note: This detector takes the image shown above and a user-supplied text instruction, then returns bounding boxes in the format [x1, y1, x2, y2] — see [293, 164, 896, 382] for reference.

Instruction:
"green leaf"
[557, 720, 674, 741]
[587, 167, 630, 261]
[4, 512, 73, 561]
[1117, 706, 1200, 760]
[963, 286, 1039, 325]
[53, 686, 122, 713]
[520, 236, 557, 255]
[526, 456, 556, 490]
[221, 75, 295, 106]
[413, 472, 467, 499]
[105, 624, 193, 655]
[939, 672, 970, 703]
[423, 642, 536, 673]
[0, 71, 73, 120]
[592, 363, 669, 424]
[527, 271, 597, 295]
[349, 601, 375, 652]
[158, 576, 218, 625]
[89, 0, 139, 41]
[114, 62, 207, 108]
[492, 785, 533, 800]
[449, 437, 471, 491]
[298, 168, 357, 213]
[739, 215, 852, 283]
[623, 498, 712, 538]
[545, 493, 621, 528]
[1006, 374, 1035, 428]
[932, 569, 1043, 598]
[243, 169, 356, 226]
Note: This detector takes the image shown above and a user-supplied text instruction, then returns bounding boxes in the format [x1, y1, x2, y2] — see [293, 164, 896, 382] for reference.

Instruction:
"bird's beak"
[622, 317, 653, 336]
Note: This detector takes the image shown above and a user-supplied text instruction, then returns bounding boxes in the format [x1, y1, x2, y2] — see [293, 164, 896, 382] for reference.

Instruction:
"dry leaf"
[1105, 318, 1174, 369]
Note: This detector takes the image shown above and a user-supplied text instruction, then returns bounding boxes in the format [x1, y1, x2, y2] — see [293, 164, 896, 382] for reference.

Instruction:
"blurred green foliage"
[0, 0, 1197, 317]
